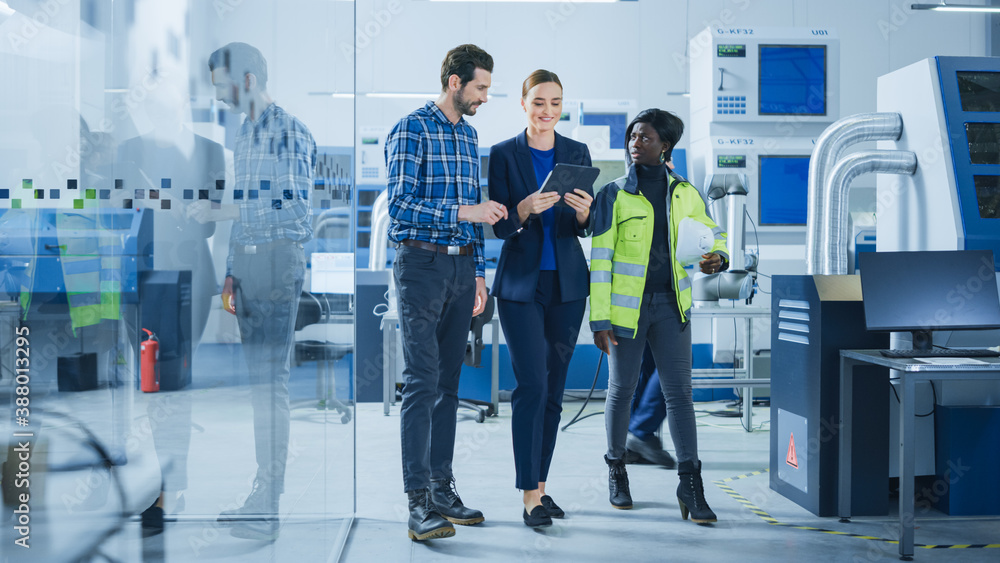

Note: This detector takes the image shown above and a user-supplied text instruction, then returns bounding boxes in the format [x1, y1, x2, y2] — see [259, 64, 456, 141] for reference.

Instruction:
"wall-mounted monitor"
[689, 26, 838, 127]
[759, 155, 810, 226]
[758, 45, 827, 116]
[581, 112, 628, 149]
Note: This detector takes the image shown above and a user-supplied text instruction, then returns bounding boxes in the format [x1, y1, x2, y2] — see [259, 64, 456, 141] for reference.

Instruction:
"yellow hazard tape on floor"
[714, 469, 999, 551]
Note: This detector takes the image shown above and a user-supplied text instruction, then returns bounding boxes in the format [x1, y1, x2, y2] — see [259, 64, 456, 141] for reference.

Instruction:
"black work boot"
[430, 478, 485, 525]
[604, 454, 633, 509]
[676, 460, 717, 524]
[407, 489, 455, 541]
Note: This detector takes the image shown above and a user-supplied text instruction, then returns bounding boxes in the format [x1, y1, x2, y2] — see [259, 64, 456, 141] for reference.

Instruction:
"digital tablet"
[539, 163, 600, 206]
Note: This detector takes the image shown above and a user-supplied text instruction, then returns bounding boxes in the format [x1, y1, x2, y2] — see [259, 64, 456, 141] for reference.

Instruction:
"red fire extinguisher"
[141, 328, 160, 393]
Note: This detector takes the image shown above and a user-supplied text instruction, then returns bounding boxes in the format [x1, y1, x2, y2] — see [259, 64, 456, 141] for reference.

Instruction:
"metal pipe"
[368, 190, 390, 270]
[819, 150, 917, 275]
[806, 113, 904, 274]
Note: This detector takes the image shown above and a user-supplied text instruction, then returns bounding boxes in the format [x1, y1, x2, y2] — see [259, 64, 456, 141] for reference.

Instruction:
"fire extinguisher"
[141, 328, 160, 393]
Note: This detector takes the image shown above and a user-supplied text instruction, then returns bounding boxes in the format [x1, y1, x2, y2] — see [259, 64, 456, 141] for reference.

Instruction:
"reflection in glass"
[192, 42, 316, 542]
[1, 1, 355, 560]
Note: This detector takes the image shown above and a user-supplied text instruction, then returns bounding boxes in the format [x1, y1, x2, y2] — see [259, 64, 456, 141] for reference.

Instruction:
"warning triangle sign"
[786, 433, 798, 469]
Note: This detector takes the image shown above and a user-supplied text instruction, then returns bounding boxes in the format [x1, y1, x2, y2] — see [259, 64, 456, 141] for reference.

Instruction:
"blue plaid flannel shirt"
[227, 103, 316, 277]
[385, 101, 485, 277]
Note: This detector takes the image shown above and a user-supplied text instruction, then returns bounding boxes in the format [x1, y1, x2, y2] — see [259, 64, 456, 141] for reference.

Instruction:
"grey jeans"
[605, 293, 698, 464]
[232, 240, 306, 493]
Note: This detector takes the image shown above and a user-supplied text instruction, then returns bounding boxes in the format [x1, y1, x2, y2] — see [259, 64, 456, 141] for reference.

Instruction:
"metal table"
[688, 306, 771, 431]
[381, 309, 499, 417]
[838, 350, 1000, 560]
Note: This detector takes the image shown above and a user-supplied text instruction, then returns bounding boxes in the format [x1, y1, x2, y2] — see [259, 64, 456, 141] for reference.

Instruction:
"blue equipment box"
[934, 405, 1000, 516]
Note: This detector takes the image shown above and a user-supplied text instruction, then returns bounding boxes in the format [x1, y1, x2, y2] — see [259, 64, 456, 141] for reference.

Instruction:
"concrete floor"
[343, 400, 1000, 563]
[12, 353, 999, 562]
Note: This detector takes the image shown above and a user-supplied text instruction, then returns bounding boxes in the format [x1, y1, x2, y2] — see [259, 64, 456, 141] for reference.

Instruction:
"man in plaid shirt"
[385, 44, 507, 541]
[193, 42, 316, 542]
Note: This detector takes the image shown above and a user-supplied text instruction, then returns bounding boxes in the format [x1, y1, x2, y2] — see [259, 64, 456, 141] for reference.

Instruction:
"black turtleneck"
[636, 163, 674, 295]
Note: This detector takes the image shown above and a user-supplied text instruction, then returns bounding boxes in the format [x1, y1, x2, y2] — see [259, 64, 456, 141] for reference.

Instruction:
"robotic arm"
[693, 173, 756, 303]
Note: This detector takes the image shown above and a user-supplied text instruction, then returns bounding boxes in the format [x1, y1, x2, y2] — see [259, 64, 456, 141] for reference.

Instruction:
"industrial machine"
[690, 26, 840, 237]
[877, 57, 1000, 269]
[689, 26, 841, 363]
[772, 55, 1000, 517]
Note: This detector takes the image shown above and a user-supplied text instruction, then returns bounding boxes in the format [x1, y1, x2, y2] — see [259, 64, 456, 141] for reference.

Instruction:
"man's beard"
[454, 87, 479, 116]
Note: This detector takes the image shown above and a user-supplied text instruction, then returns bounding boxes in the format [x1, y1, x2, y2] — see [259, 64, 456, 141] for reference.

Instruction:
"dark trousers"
[498, 271, 586, 490]
[629, 344, 666, 440]
[232, 240, 306, 493]
[393, 244, 476, 492]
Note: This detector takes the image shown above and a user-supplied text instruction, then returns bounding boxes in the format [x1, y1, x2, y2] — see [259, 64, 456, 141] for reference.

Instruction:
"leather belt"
[235, 239, 299, 255]
[400, 239, 473, 256]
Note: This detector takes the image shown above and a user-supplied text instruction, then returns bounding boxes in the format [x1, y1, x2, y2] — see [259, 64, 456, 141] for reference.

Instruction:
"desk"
[838, 350, 1000, 560]
[381, 310, 499, 417]
[689, 306, 771, 432]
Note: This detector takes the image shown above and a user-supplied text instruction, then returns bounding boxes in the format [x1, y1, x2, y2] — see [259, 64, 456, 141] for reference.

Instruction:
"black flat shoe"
[540, 495, 565, 518]
[523, 505, 552, 528]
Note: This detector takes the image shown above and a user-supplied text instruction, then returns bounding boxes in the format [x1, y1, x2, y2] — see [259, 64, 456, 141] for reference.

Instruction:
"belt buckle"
[245, 245, 257, 255]
[446, 245, 460, 256]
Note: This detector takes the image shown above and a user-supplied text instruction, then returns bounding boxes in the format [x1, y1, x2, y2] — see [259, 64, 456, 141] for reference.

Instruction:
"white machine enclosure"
[691, 135, 818, 237]
[876, 58, 964, 255]
[689, 26, 840, 364]
[690, 26, 841, 134]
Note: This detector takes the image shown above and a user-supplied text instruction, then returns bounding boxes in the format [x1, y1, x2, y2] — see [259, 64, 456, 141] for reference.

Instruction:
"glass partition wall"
[0, 1, 355, 561]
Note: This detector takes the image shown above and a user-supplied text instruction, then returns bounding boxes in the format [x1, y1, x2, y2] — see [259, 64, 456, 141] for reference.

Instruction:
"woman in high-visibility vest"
[590, 109, 729, 524]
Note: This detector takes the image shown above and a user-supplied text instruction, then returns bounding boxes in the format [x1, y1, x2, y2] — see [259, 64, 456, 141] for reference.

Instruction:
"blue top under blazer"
[488, 130, 593, 303]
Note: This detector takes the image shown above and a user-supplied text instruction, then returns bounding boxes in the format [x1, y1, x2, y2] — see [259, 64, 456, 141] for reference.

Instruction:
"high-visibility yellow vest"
[590, 167, 728, 338]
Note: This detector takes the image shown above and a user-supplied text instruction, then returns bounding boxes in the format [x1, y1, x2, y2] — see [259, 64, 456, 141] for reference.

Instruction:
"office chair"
[459, 294, 496, 423]
[293, 291, 352, 423]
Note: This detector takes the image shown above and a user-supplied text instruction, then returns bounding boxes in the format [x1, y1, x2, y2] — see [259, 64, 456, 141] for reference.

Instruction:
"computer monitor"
[759, 154, 810, 226]
[759, 44, 827, 116]
[859, 249, 1000, 350]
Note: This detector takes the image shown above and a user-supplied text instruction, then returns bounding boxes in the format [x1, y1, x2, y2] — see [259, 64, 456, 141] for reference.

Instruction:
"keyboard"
[880, 348, 1000, 359]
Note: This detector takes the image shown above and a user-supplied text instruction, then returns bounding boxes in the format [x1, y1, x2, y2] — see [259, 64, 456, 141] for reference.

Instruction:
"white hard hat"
[675, 218, 714, 266]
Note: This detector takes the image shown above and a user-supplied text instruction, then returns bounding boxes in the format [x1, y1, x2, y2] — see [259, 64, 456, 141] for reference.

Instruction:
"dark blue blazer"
[488, 130, 592, 303]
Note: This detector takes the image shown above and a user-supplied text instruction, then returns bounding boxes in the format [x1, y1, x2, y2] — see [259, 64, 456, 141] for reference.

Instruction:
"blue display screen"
[759, 155, 810, 225]
[759, 45, 826, 115]
[581, 112, 627, 150]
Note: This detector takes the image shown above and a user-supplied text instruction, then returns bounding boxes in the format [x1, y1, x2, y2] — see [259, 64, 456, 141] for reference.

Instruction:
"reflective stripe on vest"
[591, 270, 612, 284]
[611, 293, 641, 310]
[612, 261, 646, 278]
